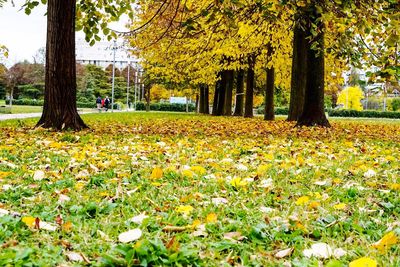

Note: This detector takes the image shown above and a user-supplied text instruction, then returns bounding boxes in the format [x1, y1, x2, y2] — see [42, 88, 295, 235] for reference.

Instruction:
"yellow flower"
[308, 201, 320, 209]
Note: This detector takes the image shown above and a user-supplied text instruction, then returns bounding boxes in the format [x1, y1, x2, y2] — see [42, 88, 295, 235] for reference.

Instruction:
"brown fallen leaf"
[223, 232, 246, 242]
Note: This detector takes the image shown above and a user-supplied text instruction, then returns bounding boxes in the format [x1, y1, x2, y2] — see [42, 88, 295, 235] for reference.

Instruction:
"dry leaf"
[223, 232, 246, 242]
[118, 229, 142, 243]
[212, 197, 228, 205]
[303, 243, 333, 259]
[128, 213, 149, 224]
[66, 252, 84, 262]
[33, 170, 45, 181]
[275, 248, 293, 259]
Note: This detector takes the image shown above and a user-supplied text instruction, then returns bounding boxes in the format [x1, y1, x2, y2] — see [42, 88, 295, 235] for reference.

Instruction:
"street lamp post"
[111, 40, 117, 112]
[127, 59, 130, 111]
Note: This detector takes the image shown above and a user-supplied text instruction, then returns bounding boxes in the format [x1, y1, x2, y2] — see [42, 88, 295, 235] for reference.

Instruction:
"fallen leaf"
[275, 248, 293, 259]
[349, 257, 377, 267]
[223, 232, 246, 242]
[175, 205, 194, 215]
[333, 248, 347, 258]
[333, 203, 347, 210]
[212, 197, 228, 205]
[364, 169, 376, 178]
[303, 243, 333, 259]
[150, 167, 163, 179]
[295, 196, 310, 205]
[118, 229, 142, 243]
[371, 231, 398, 252]
[128, 213, 149, 224]
[33, 170, 45, 181]
[206, 213, 218, 223]
[65, 252, 84, 262]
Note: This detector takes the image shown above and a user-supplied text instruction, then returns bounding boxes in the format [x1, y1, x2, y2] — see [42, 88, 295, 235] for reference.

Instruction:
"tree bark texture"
[212, 72, 222, 116]
[264, 66, 275, 121]
[296, 5, 330, 127]
[199, 84, 209, 114]
[233, 69, 244, 116]
[36, 0, 87, 130]
[216, 70, 227, 116]
[223, 70, 234, 116]
[244, 55, 256, 118]
[288, 22, 307, 121]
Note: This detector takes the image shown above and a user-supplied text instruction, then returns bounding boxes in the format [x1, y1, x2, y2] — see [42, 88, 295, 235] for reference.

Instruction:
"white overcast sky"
[0, 0, 130, 67]
[0, 1, 47, 65]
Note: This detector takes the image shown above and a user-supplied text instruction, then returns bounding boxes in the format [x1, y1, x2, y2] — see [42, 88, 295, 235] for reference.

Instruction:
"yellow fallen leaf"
[22, 216, 36, 228]
[349, 257, 377, 267]
[175, 205, 193, 215]
[206, 213, 218, 223]
[191, 166, 206, 176]
[308, 201, 320, 209]
[182, 169, 194, 179]
[295, 196, 309, 205]
[74, 182, 86, 191]
[372, 231, 398, 252]
[150, 167, 163, 179]
[151, 182, 162, 187]
[230, 177, 247, 188]
[333, 203, 347, 210]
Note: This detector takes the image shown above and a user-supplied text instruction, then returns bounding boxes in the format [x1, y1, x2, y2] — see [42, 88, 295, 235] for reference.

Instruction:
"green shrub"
[6, 99, 95, 108]
[391, 98, 400, 112]
[256, 106, 289, 115]
[134, 102, 195, 112]
[328, 109, 400, 119]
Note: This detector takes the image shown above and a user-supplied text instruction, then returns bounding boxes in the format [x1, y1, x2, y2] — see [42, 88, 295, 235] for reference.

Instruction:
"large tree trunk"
[244, 55, 256, 118]
[264, 67, 275, 121]
[216, 70, 227, 116]
[223, 70, 234, 116]
[36, 0, 87, 130]
[233, 69, 244, 116]
[212, 72, 222, 116]
[199, 84, 210, 114]
[296, 5, 330, 127]
[288, 22, 307, 121]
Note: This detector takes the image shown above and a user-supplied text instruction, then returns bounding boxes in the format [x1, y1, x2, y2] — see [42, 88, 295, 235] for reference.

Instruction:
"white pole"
[111, 40, 116, 112]
[127, 61, 130, 111]
[134, 69, 138, 111]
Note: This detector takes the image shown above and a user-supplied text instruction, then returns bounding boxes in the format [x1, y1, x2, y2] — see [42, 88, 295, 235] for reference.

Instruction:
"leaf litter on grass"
[0, 113, 399, 266]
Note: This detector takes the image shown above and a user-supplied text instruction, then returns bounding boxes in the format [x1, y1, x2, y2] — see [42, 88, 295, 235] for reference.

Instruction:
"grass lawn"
[0, 113, 399, 266]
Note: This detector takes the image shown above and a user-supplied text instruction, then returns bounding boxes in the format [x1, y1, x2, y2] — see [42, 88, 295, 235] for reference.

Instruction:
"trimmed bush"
[6, 99, 95, 108]
[328, 109, 400, 119]
[256, 106, 289, 115]
[135, 102, 195, 112]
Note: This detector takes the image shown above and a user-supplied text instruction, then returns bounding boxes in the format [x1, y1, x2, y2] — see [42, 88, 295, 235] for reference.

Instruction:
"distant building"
[75, 38, 140, 69]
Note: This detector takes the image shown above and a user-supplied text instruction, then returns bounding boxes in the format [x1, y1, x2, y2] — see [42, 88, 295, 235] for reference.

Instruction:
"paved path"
[0, 112, 43, 121]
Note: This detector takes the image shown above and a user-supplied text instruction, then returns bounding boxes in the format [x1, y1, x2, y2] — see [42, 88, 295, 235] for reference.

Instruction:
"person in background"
[104, 96, 110, 111]
[96, 96, 102, 112]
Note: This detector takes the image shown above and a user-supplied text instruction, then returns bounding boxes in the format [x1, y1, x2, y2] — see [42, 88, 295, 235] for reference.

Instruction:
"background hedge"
[328, 109, 400, 119]
[5, 99, 195, 112]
